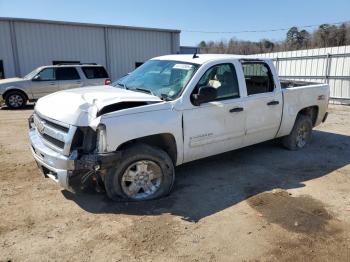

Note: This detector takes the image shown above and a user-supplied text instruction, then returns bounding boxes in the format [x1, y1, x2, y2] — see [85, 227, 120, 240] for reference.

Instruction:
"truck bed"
[280, 80, 321, 89]
[277, 81, 329, 138]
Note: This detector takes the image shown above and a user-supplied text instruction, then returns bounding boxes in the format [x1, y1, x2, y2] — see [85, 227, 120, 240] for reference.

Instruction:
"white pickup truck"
[28, 54, 329, 201]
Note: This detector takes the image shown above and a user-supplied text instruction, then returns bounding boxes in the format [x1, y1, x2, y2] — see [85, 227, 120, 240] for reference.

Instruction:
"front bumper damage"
[29, 127, 121, 191]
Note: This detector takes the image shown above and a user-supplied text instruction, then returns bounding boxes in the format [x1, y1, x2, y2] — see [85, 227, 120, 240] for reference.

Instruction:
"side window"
[56, 67, 80, 80]
[195, 63, 240, 101]
[81, 66, 109, 79]
[242, 62, 274, 95]
[0, 60, 4, 79]
[36, 68, 55, 81]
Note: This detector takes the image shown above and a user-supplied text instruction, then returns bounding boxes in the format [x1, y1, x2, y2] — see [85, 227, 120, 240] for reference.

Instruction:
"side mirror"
[192, 86, 217, 106]
[32, 75, 41, 81]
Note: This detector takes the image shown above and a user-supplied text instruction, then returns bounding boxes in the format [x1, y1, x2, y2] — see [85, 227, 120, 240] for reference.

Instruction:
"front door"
[183, 63, 246, 162]
[241, 61, 283, 146]
[31, 68, 59, 98]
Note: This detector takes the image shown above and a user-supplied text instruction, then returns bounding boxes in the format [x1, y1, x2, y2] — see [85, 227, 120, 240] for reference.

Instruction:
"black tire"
[282, 115, 313, 150]
[5, 91, 27, 109]
[104, 144, 175, 201]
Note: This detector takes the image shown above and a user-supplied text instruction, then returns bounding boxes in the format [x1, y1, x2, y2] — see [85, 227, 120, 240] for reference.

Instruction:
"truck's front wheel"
[104, 144, 175, 201]
[282, 115, 313, 150]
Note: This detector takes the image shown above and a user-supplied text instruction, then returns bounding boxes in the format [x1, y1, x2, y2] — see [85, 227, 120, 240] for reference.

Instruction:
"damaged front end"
[29, 86, 163, 193]
[69, 151, 122, 192]
[29, 113, 121, 193]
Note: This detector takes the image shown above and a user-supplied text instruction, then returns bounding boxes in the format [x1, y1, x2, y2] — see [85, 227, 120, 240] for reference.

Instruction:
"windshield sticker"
[173, 64, 194, 70]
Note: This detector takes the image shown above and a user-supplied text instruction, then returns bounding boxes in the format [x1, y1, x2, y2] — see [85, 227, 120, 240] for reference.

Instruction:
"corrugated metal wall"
[0, 21, 15, 77]
[0, 18, 180, 80]
[108, 28, 176, 78]
[254, 46, 350, 103]
[14, 21, 106, 77]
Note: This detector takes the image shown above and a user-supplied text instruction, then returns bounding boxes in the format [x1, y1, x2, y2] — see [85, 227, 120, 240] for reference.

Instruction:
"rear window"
[82, 66, 109, 79]
[242, 62, 274, 95]
[56, 67, 80, 80]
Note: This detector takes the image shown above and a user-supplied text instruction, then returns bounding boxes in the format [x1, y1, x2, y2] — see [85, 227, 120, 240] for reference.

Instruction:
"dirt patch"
[248, 189, 350, 262]
[247, 189, 333, 235]
[266, 234, 350, 262]
[0, 162, 38, 181]
[119, 214, 181, 259]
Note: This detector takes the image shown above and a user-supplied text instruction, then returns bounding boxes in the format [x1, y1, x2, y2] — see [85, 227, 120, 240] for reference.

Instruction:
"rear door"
[240, 61, 282, 146]
[56, 67, 83, 91]
[31, 68, 59, 98]
[183, 62, 246, 162]
[81, 66, 109, 86]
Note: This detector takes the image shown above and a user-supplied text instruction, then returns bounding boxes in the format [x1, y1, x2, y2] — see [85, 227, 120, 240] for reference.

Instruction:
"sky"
[0, 0, 349, 46]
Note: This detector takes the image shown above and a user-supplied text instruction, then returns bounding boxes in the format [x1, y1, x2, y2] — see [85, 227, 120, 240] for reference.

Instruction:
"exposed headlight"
[96, 124, 107, 153]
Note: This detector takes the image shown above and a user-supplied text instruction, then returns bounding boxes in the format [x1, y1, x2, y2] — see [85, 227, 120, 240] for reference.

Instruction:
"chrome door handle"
[49, 82, 55, 85]
[229, 107, 244, 113]
[267, 100, 279, 106]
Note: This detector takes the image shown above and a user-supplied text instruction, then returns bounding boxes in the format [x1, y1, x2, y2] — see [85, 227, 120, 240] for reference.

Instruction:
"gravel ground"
[0, 104, 349, 262]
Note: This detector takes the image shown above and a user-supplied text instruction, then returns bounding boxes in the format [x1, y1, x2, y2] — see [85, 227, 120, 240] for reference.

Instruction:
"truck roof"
[153, 54, 271, 65]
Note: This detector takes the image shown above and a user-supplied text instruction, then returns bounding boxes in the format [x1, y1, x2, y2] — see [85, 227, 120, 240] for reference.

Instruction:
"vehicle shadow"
[62, 130, 350, 222]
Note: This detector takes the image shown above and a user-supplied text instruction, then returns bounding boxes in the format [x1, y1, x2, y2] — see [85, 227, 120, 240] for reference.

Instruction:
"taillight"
[105, 79, 111, 85]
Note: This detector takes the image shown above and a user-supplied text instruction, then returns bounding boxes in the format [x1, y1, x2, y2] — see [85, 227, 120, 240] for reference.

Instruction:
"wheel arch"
[3, 88, 29, 101]
[116, 133, 178, 165]
[277, 105, 320, 138]
[297, 105, 319, 127]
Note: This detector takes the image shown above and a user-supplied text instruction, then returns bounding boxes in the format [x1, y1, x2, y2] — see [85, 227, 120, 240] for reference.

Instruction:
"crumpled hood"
[35, 86, 162, 126]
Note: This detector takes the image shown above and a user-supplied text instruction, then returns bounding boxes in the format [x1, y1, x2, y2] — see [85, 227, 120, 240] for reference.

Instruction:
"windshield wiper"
[160, 94, 172, 101]
[134, 88, 156, 96]
[116, 82, 129, 89]
[128, 87, 171, 101]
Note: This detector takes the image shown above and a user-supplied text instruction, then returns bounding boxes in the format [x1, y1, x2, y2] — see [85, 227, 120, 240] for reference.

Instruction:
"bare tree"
[198, 23, 350, 55]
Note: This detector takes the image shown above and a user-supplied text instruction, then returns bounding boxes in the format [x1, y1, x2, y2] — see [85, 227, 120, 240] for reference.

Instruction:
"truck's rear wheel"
[282, 115, 313, 150]
[5, 91, 27, 109]
[104, 144, 175, 201]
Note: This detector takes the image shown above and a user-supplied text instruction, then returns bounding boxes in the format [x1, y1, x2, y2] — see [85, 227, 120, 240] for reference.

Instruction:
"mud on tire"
[282, 115, 313, 150]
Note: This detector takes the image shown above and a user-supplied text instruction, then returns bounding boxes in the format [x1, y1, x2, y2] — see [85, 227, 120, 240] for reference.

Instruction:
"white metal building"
[253, 45, 350, 103]
[0, 17, 180, 80]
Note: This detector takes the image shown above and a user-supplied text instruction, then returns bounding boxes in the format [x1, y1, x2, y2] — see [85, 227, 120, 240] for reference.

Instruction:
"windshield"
[24, 68, 41, 80]
[112, 60, 199, 100]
